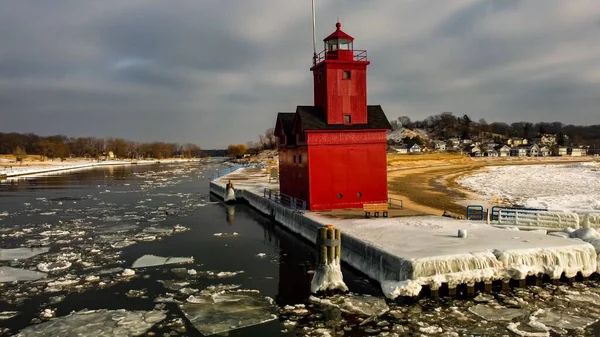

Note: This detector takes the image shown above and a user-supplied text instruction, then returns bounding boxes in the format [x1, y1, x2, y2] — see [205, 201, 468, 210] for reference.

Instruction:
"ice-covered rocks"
[13, 309, 166, 336]
[131, 255, 194, 269]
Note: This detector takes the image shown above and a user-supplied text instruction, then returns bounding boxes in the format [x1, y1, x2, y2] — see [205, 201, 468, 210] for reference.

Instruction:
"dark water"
[0, 162, 379, 336]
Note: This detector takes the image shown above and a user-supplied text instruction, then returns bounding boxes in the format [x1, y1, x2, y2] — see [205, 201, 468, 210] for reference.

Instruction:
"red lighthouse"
[275, 22, 391, 211]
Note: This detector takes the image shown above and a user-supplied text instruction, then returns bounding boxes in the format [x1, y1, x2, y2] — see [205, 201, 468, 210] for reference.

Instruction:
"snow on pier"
[211, 168, 599, 299]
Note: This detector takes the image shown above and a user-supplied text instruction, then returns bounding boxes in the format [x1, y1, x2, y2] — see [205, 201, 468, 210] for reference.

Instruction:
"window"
[293, 155, 296, 163]
[317, 73, 323, 83]
[298, 154, 302, 164]
[344, 115, 351, 124]
[343, 70, 351, 79]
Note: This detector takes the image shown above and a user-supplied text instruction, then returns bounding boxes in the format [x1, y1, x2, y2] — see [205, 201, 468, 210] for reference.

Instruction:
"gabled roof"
[275, 113, 296, 146]
[295, 105, 391, 131]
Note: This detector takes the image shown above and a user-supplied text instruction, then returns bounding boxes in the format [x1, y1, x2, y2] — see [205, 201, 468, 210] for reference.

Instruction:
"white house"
[510, 146, 528, 157]
[527, 144, 540, 157]
[557, 147, 568, 156]
[394, 147, 409, 154]
[570, 147, 586, 157]
[539, 146, 551, 157]
[484, 149, 498, 157]
[466, 145, 482, 157]
[494, 145, 510, 157]
[409, 144, 422, 153]
[432, 141, 447, 151]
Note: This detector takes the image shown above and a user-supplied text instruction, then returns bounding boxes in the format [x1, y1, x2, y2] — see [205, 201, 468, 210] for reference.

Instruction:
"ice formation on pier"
[311, 262, 348, 293]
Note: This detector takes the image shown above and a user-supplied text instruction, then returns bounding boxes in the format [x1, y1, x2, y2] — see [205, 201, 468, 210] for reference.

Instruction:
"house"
[556, 146, 568, 156]
[507, 138, 528, 147]
[448, 138, 461, 149]
[588, 148, 600, 156]
[466, 145, 482, 157]
[484, 143, 499, 150]
[510, 146, 528, 157]
[392, 145, 409, 154]
[539, 146, 551, 157]
[484, 149, 498, 157]
[527, 144, 540, 157]
[409, 144, 422, 153]
[431, 140, 447, 151]
[569, 147, 586, 157]
[461, 138, 473, 145]
[494, 145, 510, 157]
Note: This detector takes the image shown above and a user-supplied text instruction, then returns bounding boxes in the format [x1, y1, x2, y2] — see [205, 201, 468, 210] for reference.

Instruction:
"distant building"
[507, 138, 528, 147]
[510, 146, 528, 157]
[484, 149, 498, 157]
[527, 144, 540, 157]
[539, 146, 551, 157]
[556, 146, 568, 156]
[431, 140, 447, 151]
[466, 145, 482, 157]
[494, 145, 510, 157]
[409, 144, 422, 153]
[569, 147, 586, 157]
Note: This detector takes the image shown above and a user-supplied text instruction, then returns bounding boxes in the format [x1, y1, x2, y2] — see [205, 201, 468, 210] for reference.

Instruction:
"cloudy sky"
[1, 1, 599, 148]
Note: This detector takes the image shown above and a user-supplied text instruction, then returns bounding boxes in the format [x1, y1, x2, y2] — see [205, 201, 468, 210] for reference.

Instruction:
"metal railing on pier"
[263, 188, 307, 214]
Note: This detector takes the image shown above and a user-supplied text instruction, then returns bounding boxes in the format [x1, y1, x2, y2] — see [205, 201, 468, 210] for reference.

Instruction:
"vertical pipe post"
[319, 227, 327, 265]
[311, 0, 317, 65]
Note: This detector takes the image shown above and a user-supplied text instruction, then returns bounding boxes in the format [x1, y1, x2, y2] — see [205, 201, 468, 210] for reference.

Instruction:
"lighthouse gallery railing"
[313, 49, 368, 64]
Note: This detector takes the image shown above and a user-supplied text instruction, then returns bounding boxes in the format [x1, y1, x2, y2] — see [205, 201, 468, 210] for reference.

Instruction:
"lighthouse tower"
[275, 22, 391, 211]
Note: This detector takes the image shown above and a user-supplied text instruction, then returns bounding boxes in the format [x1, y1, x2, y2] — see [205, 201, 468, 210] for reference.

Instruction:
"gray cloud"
[0, 0, 599, 148]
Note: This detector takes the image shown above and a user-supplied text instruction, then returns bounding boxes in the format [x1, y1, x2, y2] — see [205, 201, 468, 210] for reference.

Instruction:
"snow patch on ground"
[458, 163, 600, 211]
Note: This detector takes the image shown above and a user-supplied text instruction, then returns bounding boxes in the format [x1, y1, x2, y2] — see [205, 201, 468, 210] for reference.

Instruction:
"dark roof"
[296, 105, 391, 131]
[276, 113, 296, 146]
[276, 113, 295, 136]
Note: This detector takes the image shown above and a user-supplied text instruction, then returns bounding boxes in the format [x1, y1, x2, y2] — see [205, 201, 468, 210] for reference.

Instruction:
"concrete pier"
[210, 168, 599, 298]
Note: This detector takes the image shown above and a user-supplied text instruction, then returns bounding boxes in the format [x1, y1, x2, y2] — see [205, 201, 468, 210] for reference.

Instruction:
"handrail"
[263, 188, 306, 214]
[314, 49, 368, 64]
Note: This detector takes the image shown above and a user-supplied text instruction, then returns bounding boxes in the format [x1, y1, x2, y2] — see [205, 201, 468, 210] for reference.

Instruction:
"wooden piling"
[448, 287, 457, 298]
[327, 227, 335, 264]
[518, 279, 526, 288]
[467, 284, 475, 297]
[334, 229, 341, 263]
[501, 281, 510, 292]
[484, 282, 492, 293]
[318, 227, 328, 265]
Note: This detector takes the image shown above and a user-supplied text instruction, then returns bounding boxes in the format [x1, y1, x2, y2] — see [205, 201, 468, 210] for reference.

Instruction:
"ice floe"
[131, 255, 194, 269]
[13, 309, 166, 337]
[0, 267, 47, 283]
[310, 294, 389, 318]
[179, 290, 277, 335]
[0, 247, 50, 261]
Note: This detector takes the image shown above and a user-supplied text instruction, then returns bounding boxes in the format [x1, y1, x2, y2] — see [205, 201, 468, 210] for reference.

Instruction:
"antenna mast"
[312, 0, 317, 65]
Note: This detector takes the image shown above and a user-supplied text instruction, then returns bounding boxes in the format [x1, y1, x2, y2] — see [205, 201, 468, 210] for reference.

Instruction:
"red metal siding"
[312, 62, 368, 125]
[306, 131, 388, 210]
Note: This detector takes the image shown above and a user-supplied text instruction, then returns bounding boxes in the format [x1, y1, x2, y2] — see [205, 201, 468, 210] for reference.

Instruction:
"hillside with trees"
[0, 132, 203, 160]
[390, 113, 600, 147]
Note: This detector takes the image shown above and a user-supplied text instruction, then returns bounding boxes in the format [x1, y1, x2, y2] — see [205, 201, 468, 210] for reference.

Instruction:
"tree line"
[390, 113, 600, 147]
[0, 132, 203, 160]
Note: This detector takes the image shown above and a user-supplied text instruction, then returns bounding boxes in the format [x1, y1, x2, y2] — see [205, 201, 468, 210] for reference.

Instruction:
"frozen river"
[1, 162, 600, 336]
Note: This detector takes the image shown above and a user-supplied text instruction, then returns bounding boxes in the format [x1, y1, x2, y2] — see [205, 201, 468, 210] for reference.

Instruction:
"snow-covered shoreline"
[457, 162, 600, 211]
[0, 159, 202, 179]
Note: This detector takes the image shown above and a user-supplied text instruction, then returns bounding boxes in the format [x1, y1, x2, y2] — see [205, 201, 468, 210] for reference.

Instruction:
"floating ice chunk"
[0, 247, 50, 261]
[85, 275, 100, 282]
[468, 304, 528, 322]
[506, 322, 549, 337]
[13, 309, 166, 337]
[37, 261, 71, 273]
[0, 311, 19, 320]
[533, 308, 598, 331]
[39, 309, 55, 319]
[213, 232, 239, 238]
[159, 280, 190, 291]
[180, 291, 277, 336]
[187, 269, 197, 275]
[99, 224, 139, 233]
[256, 253, 267, 258]
[121, 269, 135, 277]
[381, 279, 423, 298]
[457, 229, 467, 238]
[0, 267, 47, 283]
[131, 255, 194, 269]
[311, 262, 348, 293]
[310, 294, 389, 318]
